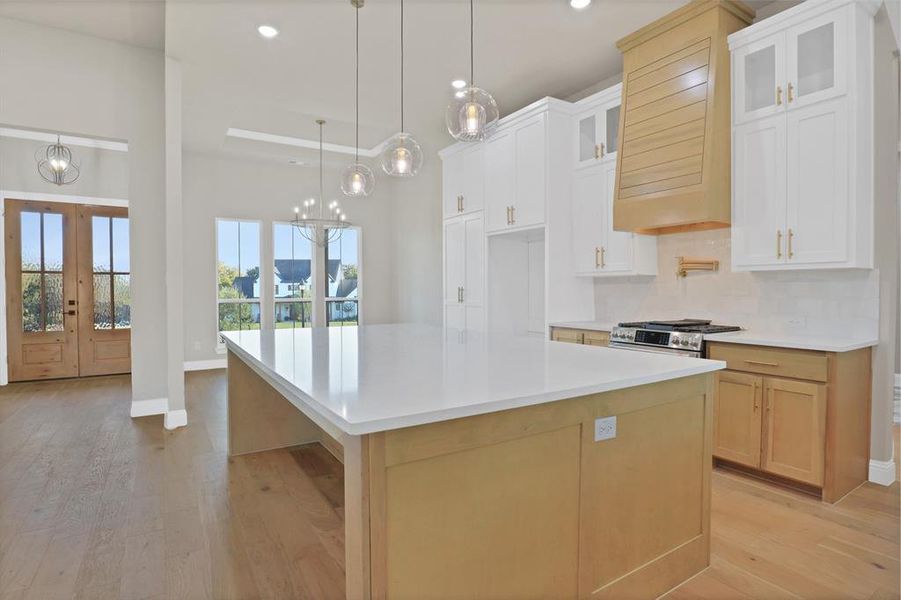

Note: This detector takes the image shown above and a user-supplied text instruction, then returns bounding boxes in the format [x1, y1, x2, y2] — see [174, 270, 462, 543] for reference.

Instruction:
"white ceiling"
[166, 0, 698, 164]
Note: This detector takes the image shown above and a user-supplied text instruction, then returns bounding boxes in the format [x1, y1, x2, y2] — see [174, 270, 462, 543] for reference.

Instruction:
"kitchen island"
[222, 324, 725, 599]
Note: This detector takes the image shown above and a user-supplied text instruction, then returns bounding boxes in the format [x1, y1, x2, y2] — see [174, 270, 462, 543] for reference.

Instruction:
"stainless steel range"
[609, 319, 741, 358]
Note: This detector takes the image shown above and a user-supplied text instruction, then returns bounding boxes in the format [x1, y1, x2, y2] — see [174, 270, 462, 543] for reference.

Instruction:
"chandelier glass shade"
[380, 132, 422, 177]
[446, 0, 498, 142]
[292, 120, 352, 247]
[36, 135, 80, 186]
[380, 0, 423, 177]
[342, 0, 376, 197]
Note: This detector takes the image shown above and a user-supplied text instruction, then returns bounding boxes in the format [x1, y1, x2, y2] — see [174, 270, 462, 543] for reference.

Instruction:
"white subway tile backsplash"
[594, 229, 879, 338]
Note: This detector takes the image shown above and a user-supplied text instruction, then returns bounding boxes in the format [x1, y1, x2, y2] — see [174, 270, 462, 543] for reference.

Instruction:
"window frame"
[272, 220, 314, 330]
[215, 217, 262, 350]
[324, 225, 363, 327]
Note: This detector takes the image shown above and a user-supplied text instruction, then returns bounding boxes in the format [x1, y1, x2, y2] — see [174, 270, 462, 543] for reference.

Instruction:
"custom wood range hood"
[613, 0, 753, 234]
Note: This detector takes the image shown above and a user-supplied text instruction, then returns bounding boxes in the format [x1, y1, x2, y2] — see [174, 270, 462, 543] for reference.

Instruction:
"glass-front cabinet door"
[733, 35, 784, 124]
[786, 7, 846, 109]
[574, 99, 621, 168]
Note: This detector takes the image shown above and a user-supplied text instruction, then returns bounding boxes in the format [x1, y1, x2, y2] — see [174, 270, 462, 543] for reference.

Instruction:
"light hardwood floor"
[0, 372, 897, 599]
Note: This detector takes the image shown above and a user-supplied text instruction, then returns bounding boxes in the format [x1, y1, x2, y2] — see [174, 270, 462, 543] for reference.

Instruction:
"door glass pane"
[605, 105, 620, 154]
[92, 216, 111, 272]
[275, 301, 312, 328]
[43, 273, 63, 331]
[43, 213, 63, 271]
[796, 22, 834, 97]
[93, 274, 112, 329]
[20, 212, 41, 270]
[114, 274, 131, 329]
[578, 115, 595, 162]
[21, 273, 42, 331]
[273, 223, 313, 299]
[112, 217, 129, 272]
[744, 45, 776, 112]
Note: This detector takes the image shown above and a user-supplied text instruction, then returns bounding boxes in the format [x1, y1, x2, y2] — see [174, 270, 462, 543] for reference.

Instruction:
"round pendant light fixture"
[293, 120, 352, 247]
[445, 0, 499, 142]
[36, 135, 80, 186]
[341, 0, 376, 197]
[380, 0, 423, 177]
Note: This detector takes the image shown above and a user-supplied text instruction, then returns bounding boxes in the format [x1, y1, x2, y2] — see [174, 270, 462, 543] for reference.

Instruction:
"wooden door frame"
[2, 196, 131, 383]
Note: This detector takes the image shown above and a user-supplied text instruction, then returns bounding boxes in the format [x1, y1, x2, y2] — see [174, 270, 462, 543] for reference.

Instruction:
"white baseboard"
[164, 409, 188, 430]
[130, 397, 168, 418]
[184, 359, 227, 372]
[869, 458, 897, 486]
[894, 374, 900, 425]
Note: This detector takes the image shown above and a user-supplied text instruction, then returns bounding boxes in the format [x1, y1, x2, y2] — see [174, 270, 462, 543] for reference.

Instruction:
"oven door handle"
[608, 341, 702, 358]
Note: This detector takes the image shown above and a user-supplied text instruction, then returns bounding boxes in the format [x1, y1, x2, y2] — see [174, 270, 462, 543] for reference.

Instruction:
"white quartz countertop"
[549, 321, 617, 332]
[221, 324, 725, 436]
[704, 330, 878, 352]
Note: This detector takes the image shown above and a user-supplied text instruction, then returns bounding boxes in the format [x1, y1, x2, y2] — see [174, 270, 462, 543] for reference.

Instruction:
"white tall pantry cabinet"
[729, 0, 875, 271]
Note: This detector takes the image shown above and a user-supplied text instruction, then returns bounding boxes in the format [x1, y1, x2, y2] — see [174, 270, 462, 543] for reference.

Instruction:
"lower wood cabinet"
[550, 327, 609, 347]
[709, 342, 870, 502]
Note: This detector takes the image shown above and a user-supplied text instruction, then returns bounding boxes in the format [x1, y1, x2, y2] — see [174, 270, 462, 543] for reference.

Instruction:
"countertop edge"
[704, 332, 879, 353]
[223, 337, 725, 436]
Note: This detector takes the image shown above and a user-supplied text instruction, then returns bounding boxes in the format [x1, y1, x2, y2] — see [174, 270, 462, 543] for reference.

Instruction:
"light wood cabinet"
[550, 326, 609, 347]
[762, 377, 826, 486]
[709, 342, 871, 502]
[729, 0, 875, 271]
[443, 213, 484, 331]
[441, 146, 484, 219]
[713, 371, 763, 469]
[613, 0, 752, 233]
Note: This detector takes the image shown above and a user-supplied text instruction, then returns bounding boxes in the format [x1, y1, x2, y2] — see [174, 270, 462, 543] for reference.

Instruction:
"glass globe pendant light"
[445, 0, 499, 142]
[36, 134, 81, 186]
[341, 0, 375, 197]
[380, 0, 423, 177]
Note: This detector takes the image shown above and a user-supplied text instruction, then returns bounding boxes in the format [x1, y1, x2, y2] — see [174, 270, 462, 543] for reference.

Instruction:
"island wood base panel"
[226, 350, 715, 599]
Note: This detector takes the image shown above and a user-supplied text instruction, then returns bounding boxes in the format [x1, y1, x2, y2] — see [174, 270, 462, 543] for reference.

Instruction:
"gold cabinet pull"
[505, 206, 510, 225]
[787, 82, 794, 103]
[787, 228, 794, 258]
[458, 195, 463, 213]
[776, 229, 783, 259]
[744, 359, 779, 367]
[460, 286, 464, 303]
[510, 205, 515, 225]
[601, 246, 606, 268]
[594, 144, 601, 160]
[595, 247, 601, 268]
[776, 85, 783, 106]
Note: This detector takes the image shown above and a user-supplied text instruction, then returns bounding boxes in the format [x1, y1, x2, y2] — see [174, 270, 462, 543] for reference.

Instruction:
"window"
[273, 222, 313, 329]
[216, 219, 261, 332]
[91, 215, 131, 329]
[324, 227, 360, 327]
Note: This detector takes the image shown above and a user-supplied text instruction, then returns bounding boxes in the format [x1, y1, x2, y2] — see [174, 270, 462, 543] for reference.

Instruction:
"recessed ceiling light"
[570, 0, 591, 9]
[257, 25, 279, 39]
[451, 79, 467, 89]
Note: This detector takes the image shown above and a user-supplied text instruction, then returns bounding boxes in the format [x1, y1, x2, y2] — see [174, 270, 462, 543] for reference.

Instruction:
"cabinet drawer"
[707, 343, 828, 382]
[551, 328, 583, 344]
[583, 331, 609, 347]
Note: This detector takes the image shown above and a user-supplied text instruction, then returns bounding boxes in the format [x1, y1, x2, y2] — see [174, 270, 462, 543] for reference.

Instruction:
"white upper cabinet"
[574, 85, 622, 168]
[571, 161, 656, 277]
[441, 145, 484, 219]
[485, 113, 547, 233]
[729, 0, 874, 271]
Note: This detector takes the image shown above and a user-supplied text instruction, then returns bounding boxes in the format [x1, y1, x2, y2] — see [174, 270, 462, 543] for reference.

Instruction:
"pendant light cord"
[470, 0, 474, 86]
[400, 0, 405, 133]
[355, 4, 360, 162]
[319, 121, 324, 219]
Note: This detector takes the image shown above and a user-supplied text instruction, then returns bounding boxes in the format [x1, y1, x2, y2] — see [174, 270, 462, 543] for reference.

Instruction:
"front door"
[5, 199, 131, 381]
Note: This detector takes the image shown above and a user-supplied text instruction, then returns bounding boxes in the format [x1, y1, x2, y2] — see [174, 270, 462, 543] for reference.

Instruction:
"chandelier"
[36, 135, 80, 186]
[292, 120, 351, 247]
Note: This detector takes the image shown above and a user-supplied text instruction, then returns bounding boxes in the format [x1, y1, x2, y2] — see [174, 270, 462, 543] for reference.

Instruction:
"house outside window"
[324, 227, 360, 327]
[216, 219, 261, 332]
[273, 222, 313, 328]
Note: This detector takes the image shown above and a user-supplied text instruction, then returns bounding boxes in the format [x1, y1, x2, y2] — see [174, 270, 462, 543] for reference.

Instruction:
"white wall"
[182, 152, 397, 362]
[0, 17, 172, 407]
